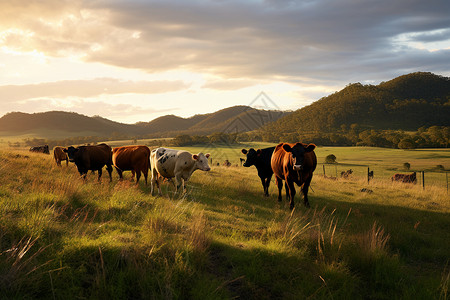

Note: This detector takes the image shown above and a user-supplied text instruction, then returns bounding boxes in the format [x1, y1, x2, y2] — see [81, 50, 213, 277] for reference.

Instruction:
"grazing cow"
[340, 169, 353, 179]
[241, 146, 275, 197]
[392, 172, 417, 184]
[271, 142, 317, 209]
[53, 146, 68, 166]
[151, 147, 211, 195]
[29, 145, 49, 154]
[112, 145, 150, 185]
[64, 143, 113, 182]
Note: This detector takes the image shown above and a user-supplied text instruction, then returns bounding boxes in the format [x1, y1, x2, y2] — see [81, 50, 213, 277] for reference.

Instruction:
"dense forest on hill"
[256, 72, 450, 148]
[262, 72, 449, 133]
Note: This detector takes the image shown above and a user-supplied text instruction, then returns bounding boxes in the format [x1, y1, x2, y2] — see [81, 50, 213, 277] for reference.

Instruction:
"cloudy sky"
[1, 0, 449, 124]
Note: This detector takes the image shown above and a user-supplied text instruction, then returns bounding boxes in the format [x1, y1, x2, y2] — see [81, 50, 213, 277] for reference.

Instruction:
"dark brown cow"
[53, 146, 68, 166]
[64, 143, 113, 181]
[392, 172, 417, 183]
[271, 142, 317, 209]
[340, 169, 353, 178]
[30, 145, 49, 154]
[112, 145, 150, 185]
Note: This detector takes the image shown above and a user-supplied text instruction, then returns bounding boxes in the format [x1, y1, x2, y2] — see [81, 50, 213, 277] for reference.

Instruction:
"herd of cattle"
[30, 142, 417, 209]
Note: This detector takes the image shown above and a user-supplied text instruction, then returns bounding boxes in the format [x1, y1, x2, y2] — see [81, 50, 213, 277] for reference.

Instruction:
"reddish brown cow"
[271, 142, 317, 210]
[53, 146, 68, 166]
[392, 172, 417, 183]
[112, 146, 150, 185]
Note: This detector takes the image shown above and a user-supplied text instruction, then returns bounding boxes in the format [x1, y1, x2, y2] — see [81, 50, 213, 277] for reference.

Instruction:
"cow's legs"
[115, 167, 123, 180]
[106, 164, 113, 182]
[260, 177, 267, 196]
[275, 177, 283, 202]
[302, 177, 312, 208]
[97, 168, 103, 181]
[142, 168, 148, 185]
[286, 179, 296, 210]
[174, 174, 184, 193]
[264, 174, 273, 197]
[285, 182, 290, 201]
[135, 170, 141, 185]
[151, 168, 161, 195]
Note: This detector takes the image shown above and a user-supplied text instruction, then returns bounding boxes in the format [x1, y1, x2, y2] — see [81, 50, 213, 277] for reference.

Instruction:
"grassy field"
[0, 145, 449, 299]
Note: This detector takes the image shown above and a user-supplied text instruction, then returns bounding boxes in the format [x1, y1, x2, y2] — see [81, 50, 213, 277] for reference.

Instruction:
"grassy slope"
[0, 146, 449, 299]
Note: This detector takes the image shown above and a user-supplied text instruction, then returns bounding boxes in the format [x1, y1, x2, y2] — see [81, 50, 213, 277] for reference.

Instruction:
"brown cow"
[392, 172, 417, 183]
[112, 145, 150, 185]
[53, 146, 68, 166]
[271, 142, 317, 209]
[340, 169, 353, 179]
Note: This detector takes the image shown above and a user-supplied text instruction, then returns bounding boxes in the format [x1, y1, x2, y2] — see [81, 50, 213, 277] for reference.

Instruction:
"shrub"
[325, 154, 337, 164]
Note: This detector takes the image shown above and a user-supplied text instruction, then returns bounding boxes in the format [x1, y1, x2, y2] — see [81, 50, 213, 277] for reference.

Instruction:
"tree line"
[9, 127, 449, 150]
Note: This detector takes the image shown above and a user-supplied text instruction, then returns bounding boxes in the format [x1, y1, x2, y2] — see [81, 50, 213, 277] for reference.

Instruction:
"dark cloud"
[1, 0, 449, 86]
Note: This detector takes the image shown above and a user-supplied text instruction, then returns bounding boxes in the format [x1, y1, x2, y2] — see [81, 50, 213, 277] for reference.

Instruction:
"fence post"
[335, 165, 337, 178]
[446, 172, 448, 194]
[323, 165, 326, 177]
[422, 171, 425, 190]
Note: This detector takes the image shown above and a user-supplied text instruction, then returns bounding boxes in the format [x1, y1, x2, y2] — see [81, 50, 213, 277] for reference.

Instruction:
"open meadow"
[0, 144, 449, 299]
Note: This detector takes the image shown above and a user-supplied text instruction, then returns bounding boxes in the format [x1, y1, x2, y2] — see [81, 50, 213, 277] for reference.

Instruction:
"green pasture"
[0, 145, 449, 299]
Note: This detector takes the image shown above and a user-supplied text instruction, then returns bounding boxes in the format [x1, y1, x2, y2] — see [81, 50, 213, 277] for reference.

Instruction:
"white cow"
[151, 147, 211, 195]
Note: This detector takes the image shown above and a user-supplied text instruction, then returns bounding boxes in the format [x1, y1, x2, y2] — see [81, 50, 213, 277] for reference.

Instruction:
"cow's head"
[64, 146, 79, 162]
[241, 148, 261, 167]
[192, 153, 211, 171]
[282, 143, 316, 171]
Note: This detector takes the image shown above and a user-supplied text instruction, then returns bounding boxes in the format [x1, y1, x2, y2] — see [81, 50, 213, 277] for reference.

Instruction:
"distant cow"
[223, 160, 231, 167]
[112, 145, 150, 185]
[53, 146, 68, 166]
[64, 143, 113, 182]
[151, 147, 211, 195]
[271, 142, 317, 209]
[392, 172, 417, 184]
[30, 145, 49, 154]
[340, 169, 353, 179]
[368, 170, 374, 179]
[241, 146, 275, 197]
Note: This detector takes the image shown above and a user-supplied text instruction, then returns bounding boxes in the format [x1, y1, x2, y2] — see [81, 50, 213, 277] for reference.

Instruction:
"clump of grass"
[360, 221, 390, 254]
[440, 263, 450, 300]
[0, 236, 51, 295]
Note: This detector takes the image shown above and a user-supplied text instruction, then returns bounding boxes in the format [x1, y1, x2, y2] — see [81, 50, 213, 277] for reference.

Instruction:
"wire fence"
[318, 163, 449, 193]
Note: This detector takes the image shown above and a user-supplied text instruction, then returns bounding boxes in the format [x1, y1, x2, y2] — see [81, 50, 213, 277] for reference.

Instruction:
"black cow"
[29, 145, 49, 154]
[64, 143, 113, 182]
[241, 146, 275, 197]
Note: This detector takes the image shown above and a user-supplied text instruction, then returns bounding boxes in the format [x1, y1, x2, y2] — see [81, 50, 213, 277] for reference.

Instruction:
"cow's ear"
[241, 149, 248, 155]
[282, 144, 293, 152]
[63, 149, 67, 153]
[193, 154, 199, 160]
[305, 144, 316, 152]
[205, 153, 210, 158]
[256, 149, 262, 156]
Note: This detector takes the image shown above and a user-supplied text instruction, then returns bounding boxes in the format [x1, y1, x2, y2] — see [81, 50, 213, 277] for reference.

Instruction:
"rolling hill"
[262, 72, 450, 134]
[0, 106, 288, 139]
